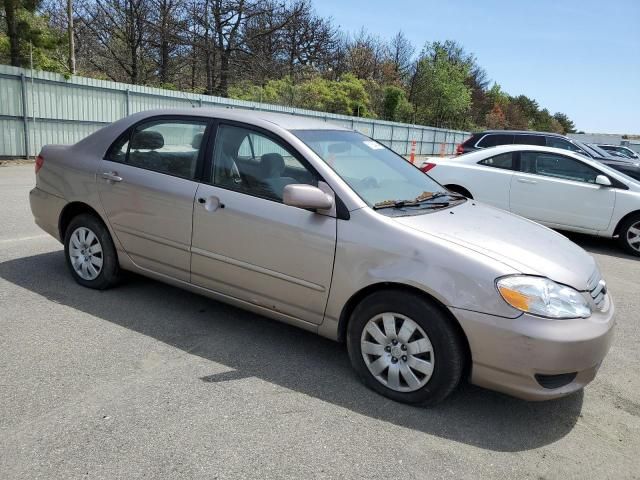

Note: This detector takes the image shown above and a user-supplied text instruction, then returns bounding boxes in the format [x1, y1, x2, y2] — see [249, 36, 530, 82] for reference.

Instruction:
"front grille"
[587, 269, 607, 310]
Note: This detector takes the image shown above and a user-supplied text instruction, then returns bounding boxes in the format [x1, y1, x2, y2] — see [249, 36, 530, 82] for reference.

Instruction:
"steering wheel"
[360, 176, 379, 189]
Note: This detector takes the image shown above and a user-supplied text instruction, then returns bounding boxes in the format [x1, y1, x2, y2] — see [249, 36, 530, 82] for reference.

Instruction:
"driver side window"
[520, 152, 599, 183]
[211, 124, 318, 202]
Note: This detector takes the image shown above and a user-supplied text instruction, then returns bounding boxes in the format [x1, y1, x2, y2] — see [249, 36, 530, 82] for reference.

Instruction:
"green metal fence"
[0, 64, 469, 159]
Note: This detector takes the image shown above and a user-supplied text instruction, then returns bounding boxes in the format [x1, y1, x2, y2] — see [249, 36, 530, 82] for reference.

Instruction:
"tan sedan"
[29, 108, 615, 405]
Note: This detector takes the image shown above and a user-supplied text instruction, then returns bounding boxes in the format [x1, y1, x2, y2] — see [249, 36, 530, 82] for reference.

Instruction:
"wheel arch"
[336, 282, 472, 376]
[444, 184, 473, 199]
[58, 202, 106, 240]
[613, 209, 640, 237]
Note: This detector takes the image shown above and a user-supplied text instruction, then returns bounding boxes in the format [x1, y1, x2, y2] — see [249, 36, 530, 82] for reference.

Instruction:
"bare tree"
[281, 0, 337, 80]
[388, 30, 413, 79]
[344, 28, 387, 80]
[77, 0, 153, 83]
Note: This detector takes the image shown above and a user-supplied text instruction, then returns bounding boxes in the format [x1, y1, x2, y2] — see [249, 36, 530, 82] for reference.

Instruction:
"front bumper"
[451, 295, 615, 401]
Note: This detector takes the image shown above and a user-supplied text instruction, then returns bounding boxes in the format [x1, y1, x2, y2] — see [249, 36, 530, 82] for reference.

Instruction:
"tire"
[347, 290, 466, 406]
[63, 213, 120, 289]
[617, 214, 640, 257]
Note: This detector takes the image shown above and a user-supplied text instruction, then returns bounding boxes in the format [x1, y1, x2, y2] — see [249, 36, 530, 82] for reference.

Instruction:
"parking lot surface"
[1, 163, 639, 479]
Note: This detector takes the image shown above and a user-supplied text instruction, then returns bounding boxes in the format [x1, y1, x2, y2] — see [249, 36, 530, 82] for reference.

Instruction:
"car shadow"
[563, 232, 639, 261]
[0, 251, 584, 452]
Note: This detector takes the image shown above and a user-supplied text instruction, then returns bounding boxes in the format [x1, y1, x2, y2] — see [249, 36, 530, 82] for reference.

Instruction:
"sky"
[313, 0, 640, 134]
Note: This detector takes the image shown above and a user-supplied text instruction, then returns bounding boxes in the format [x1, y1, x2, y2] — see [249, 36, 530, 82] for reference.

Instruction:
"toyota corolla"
[29, 108, 615, 405]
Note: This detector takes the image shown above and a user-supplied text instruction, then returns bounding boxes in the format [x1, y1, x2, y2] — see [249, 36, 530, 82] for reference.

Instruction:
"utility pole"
[67, 0, 76, 74]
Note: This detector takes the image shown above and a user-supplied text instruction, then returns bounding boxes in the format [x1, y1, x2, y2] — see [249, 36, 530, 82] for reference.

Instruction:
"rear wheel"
[63, 214, 120, 289]
[618, 214, 640, 256]
[347, 290, 466, 406]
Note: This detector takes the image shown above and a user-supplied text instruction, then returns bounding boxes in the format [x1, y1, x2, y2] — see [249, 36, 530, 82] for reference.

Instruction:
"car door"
[190, 122, 337, 325]
[463, 151, 518, 208]
[97, 116, 210, 281]
[509, 151, 615, 231]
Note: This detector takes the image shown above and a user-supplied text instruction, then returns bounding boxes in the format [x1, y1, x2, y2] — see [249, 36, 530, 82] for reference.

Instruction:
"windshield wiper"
[373, 191, 458, 210]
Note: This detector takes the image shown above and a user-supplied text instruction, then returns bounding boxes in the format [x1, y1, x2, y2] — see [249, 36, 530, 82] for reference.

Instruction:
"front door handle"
[101, 171, 123, 183]
[516, 178, 537, 184]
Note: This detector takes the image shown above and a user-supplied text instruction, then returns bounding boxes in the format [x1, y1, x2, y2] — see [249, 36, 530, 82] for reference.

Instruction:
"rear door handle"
[516, 178, 537, 184]
[101, 171, 123, 183]
[198, 196, 225, 212]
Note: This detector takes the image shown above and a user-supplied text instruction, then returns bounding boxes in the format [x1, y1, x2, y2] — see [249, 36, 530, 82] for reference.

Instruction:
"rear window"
[513, 134, 546, 146]
[479, 152, 515, 170]
[545, 136, 583, 152]
[477, 134, 515, 148]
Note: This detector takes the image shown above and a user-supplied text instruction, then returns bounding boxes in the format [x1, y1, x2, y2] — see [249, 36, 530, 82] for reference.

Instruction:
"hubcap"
[68, 227, 103, 281]
[627, 221, 640, 253]
[360, 313, 434, 393]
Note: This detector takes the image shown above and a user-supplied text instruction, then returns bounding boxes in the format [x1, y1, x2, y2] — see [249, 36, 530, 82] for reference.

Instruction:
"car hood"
[393, 201, 596, 291]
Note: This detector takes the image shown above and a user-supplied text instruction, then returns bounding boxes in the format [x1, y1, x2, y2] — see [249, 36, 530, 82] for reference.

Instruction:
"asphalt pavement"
[1, 163, 639, 479]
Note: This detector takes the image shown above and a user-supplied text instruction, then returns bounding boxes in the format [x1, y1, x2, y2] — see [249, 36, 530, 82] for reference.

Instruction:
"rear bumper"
[29, 187, 65, 242]
[452, 297, 615, 401]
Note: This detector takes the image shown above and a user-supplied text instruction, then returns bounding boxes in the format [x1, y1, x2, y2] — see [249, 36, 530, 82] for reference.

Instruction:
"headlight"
[496, 276, 591, 319]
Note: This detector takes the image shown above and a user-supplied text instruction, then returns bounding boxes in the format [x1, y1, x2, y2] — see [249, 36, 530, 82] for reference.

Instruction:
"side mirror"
[283, 184, 334, 210]
[595, 175, 612, 187]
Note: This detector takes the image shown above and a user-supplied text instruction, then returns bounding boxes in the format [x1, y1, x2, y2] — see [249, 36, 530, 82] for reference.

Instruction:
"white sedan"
[422, 145, 640, 256]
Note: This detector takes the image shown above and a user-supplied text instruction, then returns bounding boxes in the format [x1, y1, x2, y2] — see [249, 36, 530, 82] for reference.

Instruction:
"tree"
[77, 0, 154, 83]
[553, 112, 576, 134]
[66, 0, 74, 73]
[411, 42, 472, 129]
[280, 0, 337, 80]
[387, 30, 413, 80]
[229, 73, 372, 116]
[381, 85, 412, 122]
[147, 0, 185, 85]
[485, 103, 506, 129]
[344, 28, 386, 81]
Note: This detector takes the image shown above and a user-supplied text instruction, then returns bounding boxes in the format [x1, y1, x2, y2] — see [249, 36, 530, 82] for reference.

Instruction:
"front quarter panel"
[319, 207, 521, 340]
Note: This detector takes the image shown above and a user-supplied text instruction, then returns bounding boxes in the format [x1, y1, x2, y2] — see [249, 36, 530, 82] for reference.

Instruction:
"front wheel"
[63, 213, 121, 289]
[346, 290, 466, 406]
[617, 214, 640, 257]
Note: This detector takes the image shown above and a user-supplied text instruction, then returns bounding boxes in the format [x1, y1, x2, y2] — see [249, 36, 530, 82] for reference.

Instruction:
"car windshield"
[587, 143, 616, 158]
[293, 130, 461, 210]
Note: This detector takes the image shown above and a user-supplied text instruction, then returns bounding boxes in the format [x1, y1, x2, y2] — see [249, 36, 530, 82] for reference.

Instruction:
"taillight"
[35, 154, 44, 174]
[455, 143, 465, 155]
[421, 162, 436, 173]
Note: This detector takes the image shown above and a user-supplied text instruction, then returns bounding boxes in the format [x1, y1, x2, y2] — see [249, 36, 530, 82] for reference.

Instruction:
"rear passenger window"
[126, 120, 208, 179]
[479, 152, 515, 170]
[477, 134, 515, 148]
[513, 135, 545, 146]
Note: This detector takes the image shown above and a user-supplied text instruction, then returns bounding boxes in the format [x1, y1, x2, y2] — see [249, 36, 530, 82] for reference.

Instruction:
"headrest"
[192, 132, 204, 149]
[131, 130, 164, 150]
[259, 153, 285, 177]
[221, 129, 246, 157]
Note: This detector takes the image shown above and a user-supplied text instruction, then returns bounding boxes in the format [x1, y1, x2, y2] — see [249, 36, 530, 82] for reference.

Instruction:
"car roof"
[474, 130, 566, 138]
[450, 144, 638, 184]
[455, 144, 599, 164]
[125, 108, 350, 132]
